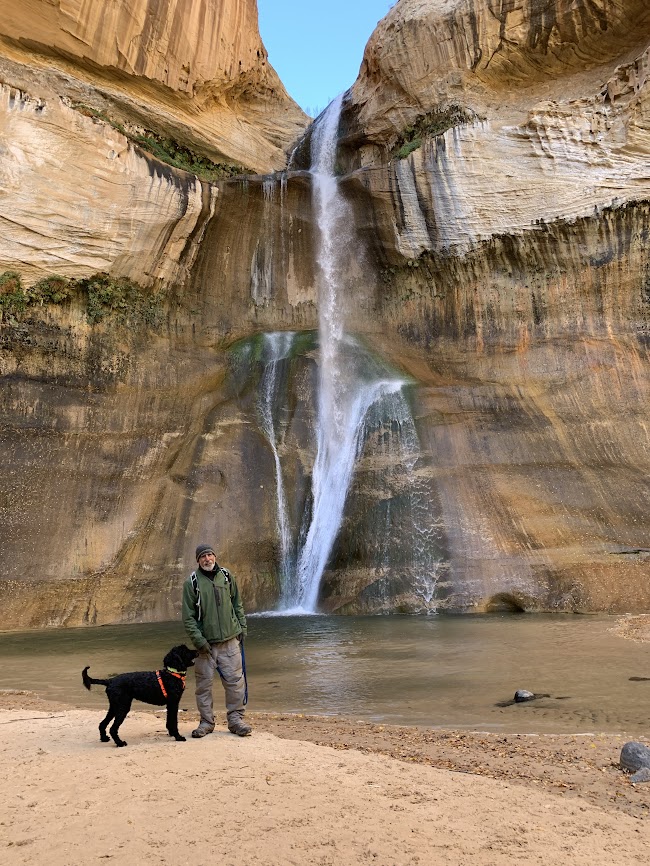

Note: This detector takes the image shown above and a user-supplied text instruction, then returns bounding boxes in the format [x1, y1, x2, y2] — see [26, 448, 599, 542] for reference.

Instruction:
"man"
[182, 543, 252, 738]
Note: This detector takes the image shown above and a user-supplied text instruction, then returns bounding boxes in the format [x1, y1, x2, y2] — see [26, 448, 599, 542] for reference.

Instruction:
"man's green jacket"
[182, 567, 247, 650]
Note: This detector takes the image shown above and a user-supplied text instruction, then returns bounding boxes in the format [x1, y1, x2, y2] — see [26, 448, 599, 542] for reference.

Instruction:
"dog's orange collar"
[156, 669, 187, 699]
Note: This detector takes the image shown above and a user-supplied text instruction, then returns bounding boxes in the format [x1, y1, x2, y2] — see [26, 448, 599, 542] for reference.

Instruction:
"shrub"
[30, 275, 74, 304]
[0, 271, 27, 317]
[81, 273, 163, 327]
[0, 270, 162, 329]
[391, 105, 475, 160]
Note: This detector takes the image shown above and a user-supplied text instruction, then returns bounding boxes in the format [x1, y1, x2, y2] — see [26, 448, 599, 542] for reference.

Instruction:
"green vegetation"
[31, 275, 74, 304]
[0, 271, 74, 316]
[0, 271, 26, 316]
[391, 105, 475, 160]
[131, 135, 248, 181]
[71, 103, 249, 181]
[0, 270, 163, 328]
[82, 274, 163, 326]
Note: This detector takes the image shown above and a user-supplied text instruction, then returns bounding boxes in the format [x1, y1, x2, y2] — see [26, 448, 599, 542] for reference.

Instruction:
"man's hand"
[199, 644, 211, 655]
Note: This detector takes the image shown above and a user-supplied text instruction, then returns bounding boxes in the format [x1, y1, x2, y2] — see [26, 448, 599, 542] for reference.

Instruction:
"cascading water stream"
[291, 97, 407, 612]
[257, 333, 296, 598]
[253, 96, 441, 615]
[361, 389, 443, 611]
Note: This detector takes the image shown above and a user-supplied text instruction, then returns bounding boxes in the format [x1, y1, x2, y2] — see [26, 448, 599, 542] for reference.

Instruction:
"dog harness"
[155, 668, 187, 699]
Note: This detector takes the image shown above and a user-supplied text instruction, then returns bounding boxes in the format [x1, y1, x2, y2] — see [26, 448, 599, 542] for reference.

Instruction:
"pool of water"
[1, 614, 648, 734]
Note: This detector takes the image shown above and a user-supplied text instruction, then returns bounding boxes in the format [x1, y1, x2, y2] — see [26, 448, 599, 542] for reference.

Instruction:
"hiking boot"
[191, 722, 215, 738]
[228, 719, 252, 737]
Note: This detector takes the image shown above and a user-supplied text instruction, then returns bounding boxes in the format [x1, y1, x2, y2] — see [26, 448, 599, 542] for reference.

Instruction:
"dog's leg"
[109, 698, 132, 747]
[166, 700, 185, 741]
[99, 706, 114, 743]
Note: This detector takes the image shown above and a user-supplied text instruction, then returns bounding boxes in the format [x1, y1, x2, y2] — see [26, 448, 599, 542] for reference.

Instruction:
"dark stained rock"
[620, 741, 650, 783]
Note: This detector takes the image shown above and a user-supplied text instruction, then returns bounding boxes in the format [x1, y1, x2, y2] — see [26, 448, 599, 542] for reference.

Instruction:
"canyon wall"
[330, 0, 650, 613]
[1, 0, 650, 627]
[0, 0, 306, 173]
[0, 0, 308, 287]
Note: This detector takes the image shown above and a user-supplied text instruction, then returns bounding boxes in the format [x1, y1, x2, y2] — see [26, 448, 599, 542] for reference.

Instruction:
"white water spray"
[361, 390, 443, 612]
[257, 97, 442, 615]
[258, 333, 296, 597]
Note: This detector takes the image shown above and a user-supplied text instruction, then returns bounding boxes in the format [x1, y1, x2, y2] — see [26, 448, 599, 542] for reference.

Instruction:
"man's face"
[198, 552, 216, 570]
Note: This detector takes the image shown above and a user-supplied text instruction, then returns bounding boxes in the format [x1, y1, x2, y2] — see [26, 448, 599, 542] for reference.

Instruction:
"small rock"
[514, 689, 535, 703]
[620, 741, 650, 774]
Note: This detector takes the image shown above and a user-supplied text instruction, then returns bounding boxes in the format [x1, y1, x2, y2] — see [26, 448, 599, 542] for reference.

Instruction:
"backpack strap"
[221, 567, 235, 598]
[190, 571, 202, 621]
[190, 568, 234, 621]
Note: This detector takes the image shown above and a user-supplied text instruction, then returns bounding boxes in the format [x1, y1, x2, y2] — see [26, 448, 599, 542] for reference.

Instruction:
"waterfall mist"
[289, 97, 436, 613]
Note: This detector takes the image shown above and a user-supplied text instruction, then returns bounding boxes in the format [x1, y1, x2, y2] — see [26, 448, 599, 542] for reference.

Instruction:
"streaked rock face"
[0, 0, 307, 173]
[325, 0, 650, 614]
[0, 84, 217, 287]
[0, 0, 308, 290]
[351, 0, 650, 142]
[344, 0, 650, 251]
[2, 0, 650, 627]
[1, 0, 264, 95]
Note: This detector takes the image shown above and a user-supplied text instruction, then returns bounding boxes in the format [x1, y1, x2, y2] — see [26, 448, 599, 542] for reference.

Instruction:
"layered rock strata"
[2, 0, 650, 626]
[0, 0, 308, 288]
[0, 0, 306, 172]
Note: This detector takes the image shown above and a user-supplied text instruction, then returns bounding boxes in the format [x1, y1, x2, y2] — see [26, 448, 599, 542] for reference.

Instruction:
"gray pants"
[194, 637, 246, 727]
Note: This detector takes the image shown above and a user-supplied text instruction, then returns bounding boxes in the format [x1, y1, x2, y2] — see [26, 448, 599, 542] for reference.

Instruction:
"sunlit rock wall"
[0, 84, 219, 288]
[0, 0, 308, 288]
[2, 0, 650, 627]
[327, 0, 650, 614]
[0, 0, 307, 172]
[0, 170, 317, 629]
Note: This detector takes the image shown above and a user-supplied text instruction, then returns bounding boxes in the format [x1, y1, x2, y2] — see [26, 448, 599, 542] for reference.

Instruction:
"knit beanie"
[195, 543, 215, 561]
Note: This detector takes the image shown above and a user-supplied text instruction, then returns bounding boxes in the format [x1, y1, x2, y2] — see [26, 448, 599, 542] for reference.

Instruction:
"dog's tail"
[82, 666, 111, 691]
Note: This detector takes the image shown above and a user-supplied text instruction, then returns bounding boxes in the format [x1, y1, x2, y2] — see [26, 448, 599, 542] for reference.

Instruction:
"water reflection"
[0, 614, 648, 735]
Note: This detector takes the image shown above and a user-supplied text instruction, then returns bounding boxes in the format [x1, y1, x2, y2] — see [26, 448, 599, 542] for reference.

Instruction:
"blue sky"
[257, 1, 395, 117]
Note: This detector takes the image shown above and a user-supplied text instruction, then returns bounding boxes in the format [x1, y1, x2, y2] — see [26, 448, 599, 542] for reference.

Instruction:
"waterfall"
[257, 332, 296, 599]
[253, 97, 441, 615]
[289, 97, 406, 612]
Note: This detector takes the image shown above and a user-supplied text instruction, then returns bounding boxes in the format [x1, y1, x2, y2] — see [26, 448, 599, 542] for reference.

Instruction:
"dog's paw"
[100, 735, 110, 743]
[115, 740, 127, 747]
[174, 735, 186, 741]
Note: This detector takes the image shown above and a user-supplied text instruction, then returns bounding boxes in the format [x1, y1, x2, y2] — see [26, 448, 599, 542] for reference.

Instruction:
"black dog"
[82, 644, 198, 747]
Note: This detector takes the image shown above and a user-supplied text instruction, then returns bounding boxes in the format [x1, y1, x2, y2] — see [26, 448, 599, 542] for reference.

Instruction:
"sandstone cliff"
[331, 0, 650, 613]
[0, 0, 306, 172]
[2, 0, 650, 628]
[0, 0, 308, 287]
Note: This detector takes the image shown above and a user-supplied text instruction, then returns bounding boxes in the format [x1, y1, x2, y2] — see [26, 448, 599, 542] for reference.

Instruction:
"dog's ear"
[181, 644, 199, 667]
[163, 647, 183, 669]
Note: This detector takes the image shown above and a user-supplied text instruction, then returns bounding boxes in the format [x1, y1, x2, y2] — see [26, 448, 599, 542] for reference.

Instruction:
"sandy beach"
[1, 686, 649, 865]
